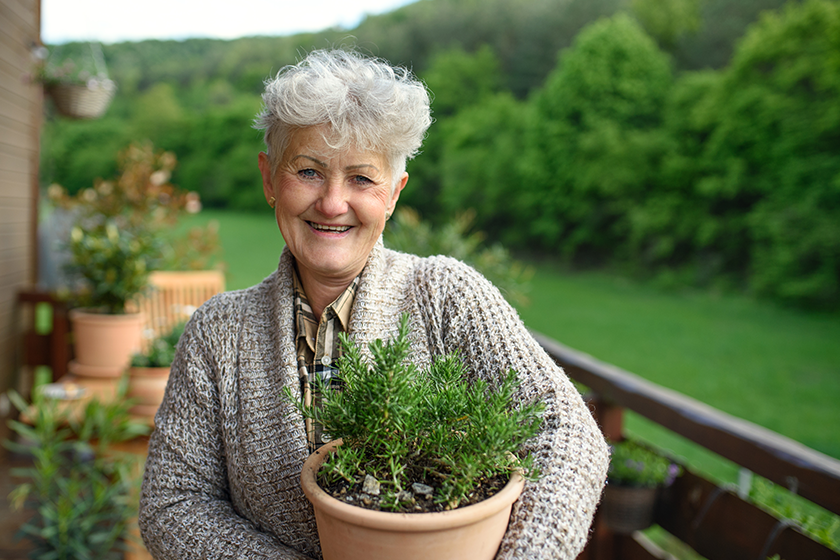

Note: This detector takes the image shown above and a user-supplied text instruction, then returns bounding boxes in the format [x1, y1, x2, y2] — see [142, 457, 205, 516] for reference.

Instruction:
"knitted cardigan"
[139, 242, 609, 559]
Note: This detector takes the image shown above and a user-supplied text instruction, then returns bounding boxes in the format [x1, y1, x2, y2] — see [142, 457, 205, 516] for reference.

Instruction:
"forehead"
[283, 126, 387, 170]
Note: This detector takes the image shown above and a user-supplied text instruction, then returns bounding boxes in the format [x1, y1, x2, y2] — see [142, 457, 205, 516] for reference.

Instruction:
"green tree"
[438, 92, 529, 240]
[403, 45, 504, 218]
[521, 13, 673, 259]
[631, 0, 702, 50]
[695, 0, 840, 306]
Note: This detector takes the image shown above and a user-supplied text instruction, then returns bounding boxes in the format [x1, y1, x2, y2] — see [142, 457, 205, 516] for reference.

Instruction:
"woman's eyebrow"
[346, 164, 380, 173]
[291, 154, 327, 167]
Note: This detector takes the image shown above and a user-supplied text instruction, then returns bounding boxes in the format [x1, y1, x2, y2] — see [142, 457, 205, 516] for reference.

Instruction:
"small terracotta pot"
[128, 367, 170, 406]
[301, 439, 524, 560]
[600, 484, 658, 534]
[70, 309, 144, 376]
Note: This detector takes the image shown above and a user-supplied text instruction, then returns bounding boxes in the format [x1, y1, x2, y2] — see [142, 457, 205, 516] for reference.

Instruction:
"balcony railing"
[531, 331, 840, 560]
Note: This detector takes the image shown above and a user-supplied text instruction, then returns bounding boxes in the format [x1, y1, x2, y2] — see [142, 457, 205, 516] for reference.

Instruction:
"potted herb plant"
[127, 322, 186, 420]
[601, 438, 682, 534]
[291, 314, 544, 560]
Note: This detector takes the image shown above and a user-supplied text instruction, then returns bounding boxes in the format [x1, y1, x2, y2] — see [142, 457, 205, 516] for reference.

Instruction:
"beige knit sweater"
[139, 242, 609, 559]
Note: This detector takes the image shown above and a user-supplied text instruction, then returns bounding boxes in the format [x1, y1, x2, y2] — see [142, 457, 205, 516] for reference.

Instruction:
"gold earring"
[385, 212, 391, 221]
[269, 196, 276, 209]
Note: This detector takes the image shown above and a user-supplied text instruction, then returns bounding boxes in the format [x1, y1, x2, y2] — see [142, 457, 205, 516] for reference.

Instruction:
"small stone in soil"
[411, 482, 433, 496]
[362, 474, 381, 496]
[396, 490, 414, 503]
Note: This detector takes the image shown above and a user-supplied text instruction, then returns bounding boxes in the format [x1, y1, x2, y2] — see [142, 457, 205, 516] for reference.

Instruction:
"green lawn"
[515, 262, 840, 462]
[178, 209, 284, 290]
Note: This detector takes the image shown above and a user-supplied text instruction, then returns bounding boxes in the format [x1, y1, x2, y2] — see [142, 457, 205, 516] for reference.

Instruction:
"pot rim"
[301, 438, 525, 533]
[69, 308, 144, 320]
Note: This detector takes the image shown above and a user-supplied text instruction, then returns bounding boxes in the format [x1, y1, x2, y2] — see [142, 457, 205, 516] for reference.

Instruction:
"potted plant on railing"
[600, 438, 682, 534]
[127, 322, 186, 421]
[289, 314, 545, 560]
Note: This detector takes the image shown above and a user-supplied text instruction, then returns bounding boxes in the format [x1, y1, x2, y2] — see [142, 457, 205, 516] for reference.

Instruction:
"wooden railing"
[530, 332, 840, 560]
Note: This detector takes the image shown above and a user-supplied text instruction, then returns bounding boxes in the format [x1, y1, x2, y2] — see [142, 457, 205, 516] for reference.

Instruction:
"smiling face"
[259, 126, 407, 293]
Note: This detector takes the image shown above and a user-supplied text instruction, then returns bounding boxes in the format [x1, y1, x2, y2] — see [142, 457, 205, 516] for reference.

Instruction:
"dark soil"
[320, 471, 510, 513]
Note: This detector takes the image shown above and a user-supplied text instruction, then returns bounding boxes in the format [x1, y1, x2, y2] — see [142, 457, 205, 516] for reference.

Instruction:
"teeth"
[310, 222, 351, 233]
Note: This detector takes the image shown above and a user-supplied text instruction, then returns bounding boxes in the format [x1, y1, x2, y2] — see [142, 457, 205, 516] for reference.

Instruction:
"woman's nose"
[315, 178, 349, 217]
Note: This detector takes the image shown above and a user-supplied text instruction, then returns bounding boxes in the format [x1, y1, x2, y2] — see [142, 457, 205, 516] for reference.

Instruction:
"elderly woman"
[139, 49, 609, 559]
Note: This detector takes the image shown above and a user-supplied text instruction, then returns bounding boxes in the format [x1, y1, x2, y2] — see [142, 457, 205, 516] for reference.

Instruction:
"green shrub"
[384, 207, 533, 306]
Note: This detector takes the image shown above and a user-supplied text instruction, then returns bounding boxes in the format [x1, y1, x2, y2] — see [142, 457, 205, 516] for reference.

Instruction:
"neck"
[297, 269, 355, 322]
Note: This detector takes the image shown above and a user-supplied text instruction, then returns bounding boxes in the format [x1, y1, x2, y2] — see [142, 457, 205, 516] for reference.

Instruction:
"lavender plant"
[608, 439, 681, 488]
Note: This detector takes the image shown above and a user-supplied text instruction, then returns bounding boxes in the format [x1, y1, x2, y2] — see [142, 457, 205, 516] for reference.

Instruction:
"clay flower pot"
[127, 366, 171, 418]
[301, 439, 525, 560]
[69, 309, 144, 377]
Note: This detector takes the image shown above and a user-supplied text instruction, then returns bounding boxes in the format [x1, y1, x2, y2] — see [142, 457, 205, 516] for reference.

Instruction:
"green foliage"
[402, 45, 504, 216]
[130, 322, 186, 368]
[4, 387, 150, 560]
[682, 0, 840, 307]
[631, 0, 702, 50]
[384, 207, 533, 306]
[64, 221, 158, 314]
[287, 314, 544, 510]
[522, 13, 673, 258]
[749, 477, 840, 552]
[437, 91, 530, 242]
[608, 438, 682, 488]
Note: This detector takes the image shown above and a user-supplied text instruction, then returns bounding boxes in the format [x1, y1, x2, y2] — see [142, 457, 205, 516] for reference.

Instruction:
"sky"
[41, 0, 417, 44]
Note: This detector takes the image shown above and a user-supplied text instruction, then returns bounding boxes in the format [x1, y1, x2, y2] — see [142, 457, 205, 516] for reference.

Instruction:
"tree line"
[40, 0, 839, 308]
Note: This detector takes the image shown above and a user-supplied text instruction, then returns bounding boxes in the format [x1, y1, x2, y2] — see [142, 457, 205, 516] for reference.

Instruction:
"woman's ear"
[258, 152, 274, 203]
[388, 172, 409, 215]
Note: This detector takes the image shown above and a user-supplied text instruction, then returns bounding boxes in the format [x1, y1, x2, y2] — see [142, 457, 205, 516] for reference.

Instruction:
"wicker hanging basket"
[47, 80, 116, 120]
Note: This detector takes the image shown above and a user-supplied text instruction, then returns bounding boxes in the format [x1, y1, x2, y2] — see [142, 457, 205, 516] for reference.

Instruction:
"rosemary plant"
[288, 314, 544, 510]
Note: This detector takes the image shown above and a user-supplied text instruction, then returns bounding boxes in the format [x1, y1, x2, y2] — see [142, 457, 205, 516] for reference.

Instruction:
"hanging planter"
[35, 43, 117, 120]
[47, 79, 116, 119]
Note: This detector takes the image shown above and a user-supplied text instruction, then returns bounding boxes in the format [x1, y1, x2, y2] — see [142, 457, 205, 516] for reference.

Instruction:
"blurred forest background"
[39, 0, 840, 310]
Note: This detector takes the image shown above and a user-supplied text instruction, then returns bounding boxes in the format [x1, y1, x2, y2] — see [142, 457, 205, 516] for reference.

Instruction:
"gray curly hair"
[254, 49, 432, 187]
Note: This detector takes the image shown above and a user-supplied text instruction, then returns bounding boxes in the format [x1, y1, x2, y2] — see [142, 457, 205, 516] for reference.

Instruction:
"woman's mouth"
[308, 221, 352, 233]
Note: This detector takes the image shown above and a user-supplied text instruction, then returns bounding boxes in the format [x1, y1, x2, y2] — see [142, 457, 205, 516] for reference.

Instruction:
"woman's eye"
[298, 168, 319, 179]
[352, 175, 373, 186]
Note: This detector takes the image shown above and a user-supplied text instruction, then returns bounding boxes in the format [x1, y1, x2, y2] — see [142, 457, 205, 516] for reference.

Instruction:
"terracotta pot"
[301, 439, 524, 560]
[69, 309, 144, 377]
[600, 484, 658, 534]
[128, 366, 170, 419]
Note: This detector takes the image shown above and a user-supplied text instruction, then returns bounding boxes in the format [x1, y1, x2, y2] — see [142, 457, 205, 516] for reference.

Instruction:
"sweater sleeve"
[138, 302, 315, 560]
[419, 258, 609, 560]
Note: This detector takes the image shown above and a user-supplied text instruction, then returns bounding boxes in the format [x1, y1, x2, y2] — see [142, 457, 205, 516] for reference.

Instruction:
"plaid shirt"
[293, 270, 359, 453]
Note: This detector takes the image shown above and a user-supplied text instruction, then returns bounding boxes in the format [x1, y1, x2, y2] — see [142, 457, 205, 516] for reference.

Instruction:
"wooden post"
[579, 396, 625, 560]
